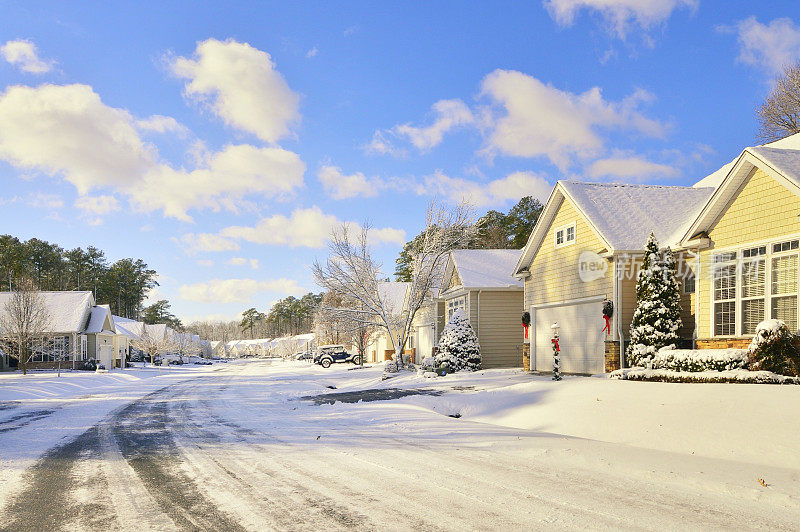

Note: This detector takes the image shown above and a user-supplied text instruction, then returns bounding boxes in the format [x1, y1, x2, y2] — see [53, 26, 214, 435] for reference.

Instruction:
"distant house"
[368, 282, 412, 362]
[438, 249, 524, 368]
[0, 291, 128, 370]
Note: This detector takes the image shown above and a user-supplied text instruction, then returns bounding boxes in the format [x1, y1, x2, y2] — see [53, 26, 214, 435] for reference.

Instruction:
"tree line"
[394, 196, 543, 281]
[0, 235, 158, 320]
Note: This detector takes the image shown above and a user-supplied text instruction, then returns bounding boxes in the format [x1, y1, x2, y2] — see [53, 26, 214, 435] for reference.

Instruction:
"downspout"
[615, 255, 625, 369]
[476, 290, 481, 339]
[693, 247, 700, 349]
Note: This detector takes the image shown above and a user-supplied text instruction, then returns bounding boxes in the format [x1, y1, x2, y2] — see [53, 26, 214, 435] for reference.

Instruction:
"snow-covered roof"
[748, 146, 800, 184]
[448, 249, 523, 289]
[560, 181, 715, 250]
[0, 290, 93, 333]
[377, 282, 409, 314]
[693, 133, 800, 189]
[85, 305, 114, 334]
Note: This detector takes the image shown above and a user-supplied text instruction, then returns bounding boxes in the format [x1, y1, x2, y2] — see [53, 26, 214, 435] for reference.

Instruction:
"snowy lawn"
[2, 358, 798, 528]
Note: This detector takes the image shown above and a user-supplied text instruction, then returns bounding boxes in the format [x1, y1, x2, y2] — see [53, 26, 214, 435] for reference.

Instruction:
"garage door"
[533, 299, 605, 374]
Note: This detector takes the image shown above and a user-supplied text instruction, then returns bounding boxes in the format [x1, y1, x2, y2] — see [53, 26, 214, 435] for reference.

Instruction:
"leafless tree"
[757, 62, 800, 142]
[0, 278, 52, 375]
[313, 201, 473, 368]
[132, 325, 175, 365]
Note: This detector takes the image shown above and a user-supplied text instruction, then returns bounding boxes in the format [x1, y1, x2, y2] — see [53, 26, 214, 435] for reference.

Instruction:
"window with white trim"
[554, 223, 576, 248]
[771, 254, 798, 333]
[740, 257, 765, 335]
[713, 256, 737, 336]
[711, 240, 800, 336]
[446, 296, 466, 322]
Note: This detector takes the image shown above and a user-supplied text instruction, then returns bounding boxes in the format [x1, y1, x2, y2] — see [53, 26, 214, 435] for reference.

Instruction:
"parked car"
[293, 352, 313, 361]
[314, 347, 362, 368]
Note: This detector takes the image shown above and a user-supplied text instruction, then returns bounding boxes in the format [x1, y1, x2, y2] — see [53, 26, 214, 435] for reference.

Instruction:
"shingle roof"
[0, 291, 93, 333]
[560, 181, 715, 250]
[449, 249, 523, 288]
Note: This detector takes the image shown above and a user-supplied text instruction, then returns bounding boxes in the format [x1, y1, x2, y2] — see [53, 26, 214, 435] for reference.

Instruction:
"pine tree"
[627, 232, 682, 367]
[435, 309, 481, 371]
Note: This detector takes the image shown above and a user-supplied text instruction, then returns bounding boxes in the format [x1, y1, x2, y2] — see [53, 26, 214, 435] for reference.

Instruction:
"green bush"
[748, 320, 800, 377]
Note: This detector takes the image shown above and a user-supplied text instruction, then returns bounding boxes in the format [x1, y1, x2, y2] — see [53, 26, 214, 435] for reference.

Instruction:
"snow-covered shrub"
[609, 367, 800, 385]
[627, 233, 682, 367]
[748, 319, 800, 376]
[435, 309, 481, 371]
[650, 348, 749, 372]
[384, 360, 399, 373]
[420, 356, 436, 370]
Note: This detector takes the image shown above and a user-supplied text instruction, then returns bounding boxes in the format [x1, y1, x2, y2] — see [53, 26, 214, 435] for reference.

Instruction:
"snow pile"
[435, 309, 481, 371]
[650, 348, 749, 372]
[610, 367, 800, 384]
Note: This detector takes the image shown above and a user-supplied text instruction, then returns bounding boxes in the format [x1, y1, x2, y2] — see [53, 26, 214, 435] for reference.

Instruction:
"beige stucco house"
[513, 182, 713, 374]
[439, 249, 524, 368]
[367, 282, 412, 362]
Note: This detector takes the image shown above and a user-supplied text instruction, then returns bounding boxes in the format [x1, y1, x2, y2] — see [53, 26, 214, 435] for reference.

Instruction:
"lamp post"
[551, 322, 562, 381]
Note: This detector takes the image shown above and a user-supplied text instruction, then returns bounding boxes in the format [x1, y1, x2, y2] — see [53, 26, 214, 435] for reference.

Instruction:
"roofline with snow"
[514, 181, 614, 277]
[678, 148, 800, 246]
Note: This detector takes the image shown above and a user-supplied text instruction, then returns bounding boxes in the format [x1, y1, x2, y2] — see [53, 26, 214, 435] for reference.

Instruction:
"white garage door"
[533, 299, 605, 374]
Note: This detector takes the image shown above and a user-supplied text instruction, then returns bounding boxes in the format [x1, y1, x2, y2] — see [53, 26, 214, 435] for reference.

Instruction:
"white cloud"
[318, 165, 380, 199]
[1, 40, 54, 74]
[74, 194, 120, 225]
[28, 192, 63, 209]
[171, 38, 300, 143]
[193, 206, 407, 250]
[179, 278, 303, 304]
[730, 17, 800, 75]
[0, 83, 306, 221]
[197, 259, 214, 267]
[74, 194, 120, 215]
[178, 233, 240, 254]
[480, 70, 665, 170]
[423, 170, 551, 206]
[136, 115, 190, 136]
[543, 0, 697, 40]
[0, 84, 156, 194]
[393, 99, 474, 151]
[227, 257, 259, 269]
[363, 130, 404, 157]
[306, 47, 318, 58]
[586, 156, 679, 180]
[130, 144, 305, 221]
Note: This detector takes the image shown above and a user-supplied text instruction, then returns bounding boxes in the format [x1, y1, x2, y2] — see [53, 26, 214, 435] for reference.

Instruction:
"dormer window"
[555, 223, 576, 248]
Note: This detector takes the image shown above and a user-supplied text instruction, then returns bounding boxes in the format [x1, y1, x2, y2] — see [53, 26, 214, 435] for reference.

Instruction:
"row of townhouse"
[223, 334, 314, 357]
[368, 133, 800, 374]
[0, 290, 211, 370]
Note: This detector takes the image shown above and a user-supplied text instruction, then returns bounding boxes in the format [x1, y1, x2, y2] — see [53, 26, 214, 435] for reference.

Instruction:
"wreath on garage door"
[521, 311, 531, 339]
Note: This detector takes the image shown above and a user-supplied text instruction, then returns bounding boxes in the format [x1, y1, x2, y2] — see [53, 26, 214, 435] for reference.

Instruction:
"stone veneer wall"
[604, 341, 620, 372]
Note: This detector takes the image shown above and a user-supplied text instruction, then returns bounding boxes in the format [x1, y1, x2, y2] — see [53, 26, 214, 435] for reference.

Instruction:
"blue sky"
[1, 1, 799, 322]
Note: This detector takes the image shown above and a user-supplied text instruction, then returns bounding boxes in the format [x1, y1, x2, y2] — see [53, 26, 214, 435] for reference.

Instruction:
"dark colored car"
[314, 348, 362, 368]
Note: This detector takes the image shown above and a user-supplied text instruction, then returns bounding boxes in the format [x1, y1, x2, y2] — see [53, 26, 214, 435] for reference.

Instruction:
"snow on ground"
[1, 358, 798, 529]
[0, 362, 227, 510]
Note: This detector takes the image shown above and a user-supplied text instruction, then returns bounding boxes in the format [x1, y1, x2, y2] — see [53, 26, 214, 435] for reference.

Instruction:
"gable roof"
[86, 304, 115, 334]
[377, 282, 410, 314]
[681, 144, 800, 244]
[516, 181, 714, 274]
[443, 249, 523, 292]
[0, 290, 94, 333]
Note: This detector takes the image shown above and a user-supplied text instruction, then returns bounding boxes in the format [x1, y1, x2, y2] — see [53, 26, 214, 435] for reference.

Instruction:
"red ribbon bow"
[523, 324, 529, 339]
[551, 338, 560, 352]
[603, 315, 611, 334]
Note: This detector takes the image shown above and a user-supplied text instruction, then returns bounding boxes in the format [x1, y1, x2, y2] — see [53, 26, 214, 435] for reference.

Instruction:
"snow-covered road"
[1, 359, 798, 530]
